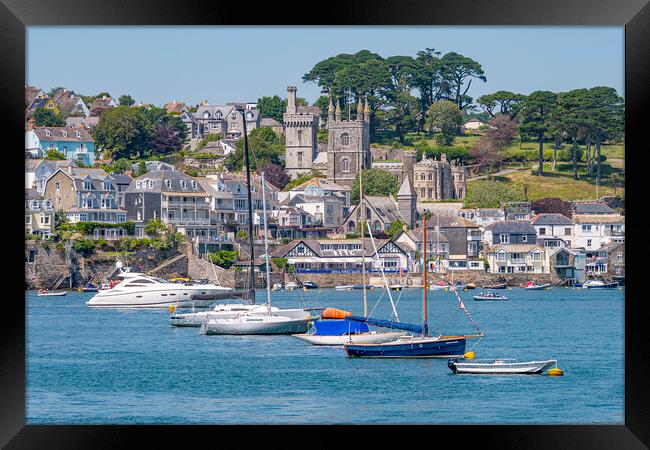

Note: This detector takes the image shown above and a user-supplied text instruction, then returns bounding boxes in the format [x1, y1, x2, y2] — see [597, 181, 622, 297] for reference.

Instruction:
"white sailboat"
[200, 170, 311, 335]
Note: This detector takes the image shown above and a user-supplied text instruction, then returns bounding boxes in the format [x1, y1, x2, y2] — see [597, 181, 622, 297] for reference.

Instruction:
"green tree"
[439, 52, 487, 110]
[463, 180, 525, 208]
[144, 218, 168, 237]
[135, 161, 147, 177]
[32, 107, 65, 127]
[257, 95, 286, 123]
[224, 127, 284, 172]
[519, 91, 557, 176]
[112, 158, 131, 174]
[118, 94, 135, 106]
[552, 89, 591, 180]
[350, 169, 399, 204]
[387, 220, 406, 238]
[425, 101, 463, 146]
[44, 148, 66, 160]
[47, 86, 66, 97]
[477, 91, 527, 119]
[208, 250, 239, 269]
[93, 106, 152, 160]
[384, 91, 420, 142]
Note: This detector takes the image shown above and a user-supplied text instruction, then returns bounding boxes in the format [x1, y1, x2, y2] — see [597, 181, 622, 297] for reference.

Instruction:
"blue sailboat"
[344, 213, 482, 358]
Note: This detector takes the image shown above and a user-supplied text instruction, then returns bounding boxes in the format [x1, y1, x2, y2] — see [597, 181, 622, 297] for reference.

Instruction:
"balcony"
[164, 218, 211, 225]
[77, 147, 88, 154]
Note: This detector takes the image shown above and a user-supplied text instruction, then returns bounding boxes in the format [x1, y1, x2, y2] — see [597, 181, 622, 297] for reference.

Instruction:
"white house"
[463, 118, 484, 131]
[572, 214, 624, 250]
[486, 244, 546, 274]
[530, 213, 574, 250]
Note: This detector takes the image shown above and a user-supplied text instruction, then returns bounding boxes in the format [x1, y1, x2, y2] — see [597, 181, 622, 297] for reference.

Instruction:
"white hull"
[451, 359, 557, 374]
[171, 304, 309, 327]
[523, 284, 550, 290]
[429, 285, 448, 291]
[200, 315, 311, 335]
[36, 291, 68, 297]
[86, 283, 232, 308]
[291, 331, 401, 346]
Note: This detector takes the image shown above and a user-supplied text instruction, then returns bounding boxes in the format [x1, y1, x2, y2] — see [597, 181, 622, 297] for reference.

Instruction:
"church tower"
[397, 175, 417, 229]
[326, 96, 371, 187]
[284, 86, 319, 179]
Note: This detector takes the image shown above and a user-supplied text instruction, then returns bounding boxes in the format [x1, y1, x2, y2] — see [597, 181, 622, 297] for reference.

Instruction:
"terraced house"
[25, 120, 95, 164]
[43, 167, 129, 239]
[25, 189, 55, 238]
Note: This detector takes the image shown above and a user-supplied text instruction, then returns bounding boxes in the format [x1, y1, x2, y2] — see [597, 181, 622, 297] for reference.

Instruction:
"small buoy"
[169, 305, 175, 314]
[548, 367, 564, 376]
[463, 351, 475, 359]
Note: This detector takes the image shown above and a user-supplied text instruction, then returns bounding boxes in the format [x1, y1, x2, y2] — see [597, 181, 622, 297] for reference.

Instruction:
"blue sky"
[27, 26, 624, 107]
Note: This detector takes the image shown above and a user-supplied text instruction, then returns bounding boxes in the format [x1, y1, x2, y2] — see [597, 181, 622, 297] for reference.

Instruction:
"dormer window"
[165, 180, 172, 189]
[44, 200, 51, 209]
[215, 111, 222, 119]
[180, 180, 187, 189]
[136, 181, 141, 189]
[31, 201, 39, 210]
[230, 112, 237, 119]
[191, 180, 197, 189]
[103, 181, 111, 190]
[84, 181, 92, 190]
[148, 180, 154, 189]
[44, 130, 51, 137]
[76, 131, 81, 138]
[203, 111, 211, 118]
[62, 130, 67, 137]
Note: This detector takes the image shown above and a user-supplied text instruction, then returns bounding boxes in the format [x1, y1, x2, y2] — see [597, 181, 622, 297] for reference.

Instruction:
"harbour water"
[26, 286, 624, 424]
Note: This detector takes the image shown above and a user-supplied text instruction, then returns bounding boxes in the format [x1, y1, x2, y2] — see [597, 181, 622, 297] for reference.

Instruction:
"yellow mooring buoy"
[169, 305, 175, 314]
[463, 351, 475, 359]
[548, 367, 564, 376]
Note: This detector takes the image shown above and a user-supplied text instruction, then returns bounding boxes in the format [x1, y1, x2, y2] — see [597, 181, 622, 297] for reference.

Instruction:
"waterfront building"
[486, 243, 546, 274]
[274, 206, 329, 240]
[25, 189, 55, 239]
[483, 220, 538, 247]
[604, 241, 625, 281]
[283, 194, 345, 230]
[545, 247, 586, 283]
[286, 177, 351, 209]
[394, 228, 449, 272]
[43, 167, 129, 236]
[340, 195, 410, 235]
[270, 238, 410, 273]
[25, 120, 95, 164]
[424, 215, 482, 261]
[572, 214, 625, 250]
[530, 213, 574, 249]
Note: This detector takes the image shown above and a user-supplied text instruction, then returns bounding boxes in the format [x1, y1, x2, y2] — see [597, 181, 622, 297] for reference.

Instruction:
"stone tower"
[326, 96, 371, 187]
[284, 86, 319, 179]
[451, 160, 467, 199]
[401, 150, 417, 187]
[397, 175, 417, 229]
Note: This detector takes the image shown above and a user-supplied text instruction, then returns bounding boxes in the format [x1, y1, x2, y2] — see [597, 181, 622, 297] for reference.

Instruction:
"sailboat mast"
[422, 214, 428, 338]
[359, 133, 367, 317]
[241, 112, 255, 303]
[260, 171, 272, 315]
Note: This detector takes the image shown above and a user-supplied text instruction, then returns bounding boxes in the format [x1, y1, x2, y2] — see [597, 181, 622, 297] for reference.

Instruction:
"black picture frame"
[2, 0, 648, 447]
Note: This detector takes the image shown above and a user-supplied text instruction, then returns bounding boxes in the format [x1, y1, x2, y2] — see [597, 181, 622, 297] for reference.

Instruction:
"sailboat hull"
[292, 331, 401, 346]
[200, 317, 311, 335]
[344, 336, 466, 358]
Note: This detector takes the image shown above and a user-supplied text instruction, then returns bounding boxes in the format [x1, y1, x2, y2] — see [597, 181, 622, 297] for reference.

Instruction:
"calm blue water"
[26, 286, 624, 424]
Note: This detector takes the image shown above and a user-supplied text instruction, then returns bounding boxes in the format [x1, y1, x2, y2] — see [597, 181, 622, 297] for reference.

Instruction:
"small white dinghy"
[448, 358, 558, 374]
[36, 289, 68, 297]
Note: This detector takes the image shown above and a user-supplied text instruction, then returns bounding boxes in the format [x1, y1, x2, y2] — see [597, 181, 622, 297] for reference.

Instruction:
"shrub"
[208, 250, 239, 269]
[558, 148, 584, 162]
[271, 257, 288, 271]
[72, 239, 96, 256]
[144, 218, 167, 237]
[236, 230, 248, 240]
[95, 238, 107, 248]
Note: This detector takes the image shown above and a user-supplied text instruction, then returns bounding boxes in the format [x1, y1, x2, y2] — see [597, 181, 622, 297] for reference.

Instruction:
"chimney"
[286, 86, 297, 114]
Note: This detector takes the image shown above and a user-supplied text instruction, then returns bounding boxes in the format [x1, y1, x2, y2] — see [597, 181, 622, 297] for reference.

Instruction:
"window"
[31, 201, 39, 210]
[496, 252, 506, 261]
[165, 180, 172, 189]
[136, 181, 141, 189]
[521, 235, 528, 243]
[342, 158, 350, 172]
[531, 251, 541, 261]
[43, 214, 50, 225]
[215, 112, 222, 119]
[148, 180, 153, 189]
[499, 234, 509, 244]
[340, 133, 350, 146]
[84, 181, 92, 190]
[180, 180, 187, 189]
[55, 182, 60, 190]
[203, 111, 211, 118]
[428, 173, 432, 181]
[539, 227, 546, 236]
[587, 239, 592, 247]
[582, 225, 592, 232]
[420, 173, 425, 181]
[297, 152, 303, 166]
[617, 251, 623, 263]
[191, 180, 197, 189]
[103, 181, 111, 190]
[25, 215, 31, 224]
[565, 228, 572, 235]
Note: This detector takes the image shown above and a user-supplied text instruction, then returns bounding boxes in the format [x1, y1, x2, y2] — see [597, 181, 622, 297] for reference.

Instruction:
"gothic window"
[297, 130, 303, 143]
[373, 221, 381, 231]
[297, 152, 303, 166]
[203, 111, 210, 118]
[341, 133, 350, 146]
[341, 158, 350, 172]
[348, 221, 355, 231]
[420, 173, 425, 181]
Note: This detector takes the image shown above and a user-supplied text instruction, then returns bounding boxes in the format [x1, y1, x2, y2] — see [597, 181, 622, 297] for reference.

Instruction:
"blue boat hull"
[344, 337, 466, 358]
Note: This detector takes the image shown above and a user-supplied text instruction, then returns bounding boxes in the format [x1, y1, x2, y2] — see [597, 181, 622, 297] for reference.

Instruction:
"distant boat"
[36, 289, 67, 297]
[521, 281, 550, 290]
[482, 282, 507, 289]
[448, 358, 558, 374]
[78, 283, 98, 293]
[292, 317, 400, 346]
[389, 284, 403, 291]
[473, 291, 508, 301]
[429, 281, 449, 291]
[454, 282, 468, 291]
[583, 280, 619, 289]
[285, 282, 299, 291]
[465, 283, 476, 290]
[302, 281, 318, 290]
[335, 285, 374, 291]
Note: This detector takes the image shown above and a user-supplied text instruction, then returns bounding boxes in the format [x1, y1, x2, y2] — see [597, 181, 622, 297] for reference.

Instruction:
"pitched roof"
[407, 228, 449, 244]
[109, 173, 133, 185]
[486, 220, 536, 234]
[531, 213, 573, 226]
[397, 175, 415, 196]
[573, 214, 624, 224]
[163, 101, 186, 113]
[33, 126, 94, 142]
[260, 117, 282, 127]
[426, 215, 479, 228]
[573, 202, 616, 215]
[126, 170, 207, 194]
[25, 86, 43, 107]
[291, 177, 349, 192]
[488, 243, 543, 253]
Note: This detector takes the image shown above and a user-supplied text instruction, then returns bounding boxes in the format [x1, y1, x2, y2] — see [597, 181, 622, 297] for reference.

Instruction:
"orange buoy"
[322, 308, 352, 319]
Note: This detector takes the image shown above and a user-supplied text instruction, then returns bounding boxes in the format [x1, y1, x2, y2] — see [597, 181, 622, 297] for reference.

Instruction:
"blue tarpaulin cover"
[347, 315, 423, 334]
[313, 319, 369, 336]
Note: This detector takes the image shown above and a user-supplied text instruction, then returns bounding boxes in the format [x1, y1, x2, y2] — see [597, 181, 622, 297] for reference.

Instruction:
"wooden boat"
[521, 281, 550, 290]
[343, 213, 484, 359]
[448, 358, 558, 374]
[428, 281, 449, 291]
[465, 283, 476, 290]
[473, 291, 508, 301]
[482, 282, 507, 289]
[582, 279, 619, 289]
[36, 289, 68, 297]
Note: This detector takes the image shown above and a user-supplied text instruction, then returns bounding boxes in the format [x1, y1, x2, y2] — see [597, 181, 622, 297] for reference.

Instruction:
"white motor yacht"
[170, 303, 310, 327]
[86, 271, 232, 308]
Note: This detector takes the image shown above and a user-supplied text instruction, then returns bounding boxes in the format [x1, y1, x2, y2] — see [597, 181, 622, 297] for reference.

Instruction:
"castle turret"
[364, 97, 370, 122]
[335, 98, 341, 122]
[357, 97, 364, 122]
[286, 86, 297, 114]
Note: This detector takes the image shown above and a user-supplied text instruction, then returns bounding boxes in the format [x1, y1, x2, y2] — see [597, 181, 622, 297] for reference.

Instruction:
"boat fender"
[548, 367, 564, 376]
[169, 305, 175, 314]
[463, 351, 475, 359]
